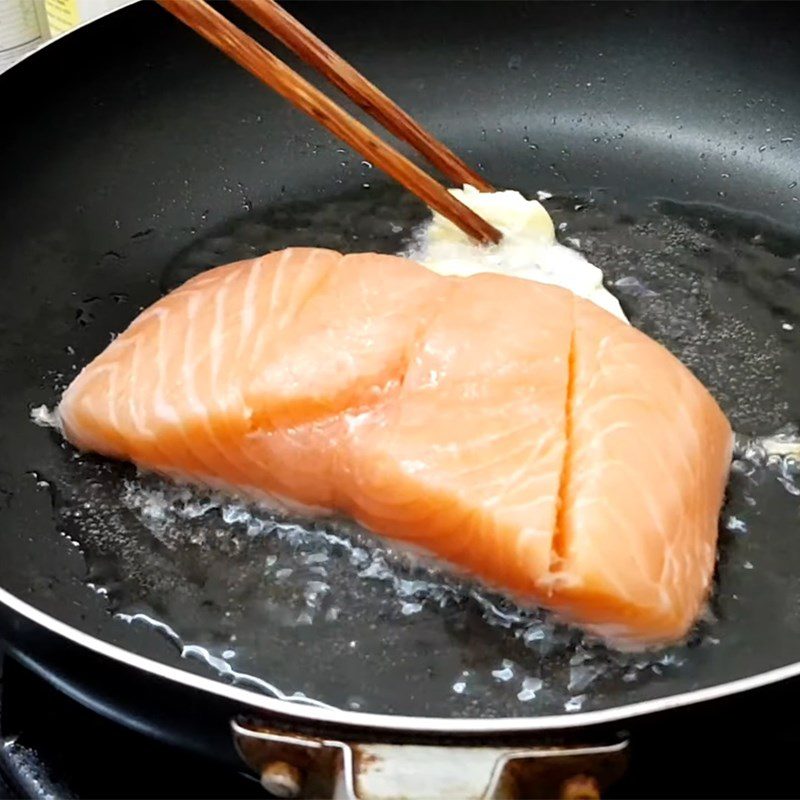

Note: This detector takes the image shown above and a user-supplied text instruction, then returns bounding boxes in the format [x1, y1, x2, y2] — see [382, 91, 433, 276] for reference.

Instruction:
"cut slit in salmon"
[551, 328, 576, 569]
[57, 247, 733, 647]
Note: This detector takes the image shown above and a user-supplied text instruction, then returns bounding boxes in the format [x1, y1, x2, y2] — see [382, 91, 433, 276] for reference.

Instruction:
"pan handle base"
[231, 717, 627, 799]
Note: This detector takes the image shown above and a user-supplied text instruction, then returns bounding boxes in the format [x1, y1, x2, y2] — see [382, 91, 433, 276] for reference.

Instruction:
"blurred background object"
[0, 0, 129, 72]
[0, 0, 46, 72]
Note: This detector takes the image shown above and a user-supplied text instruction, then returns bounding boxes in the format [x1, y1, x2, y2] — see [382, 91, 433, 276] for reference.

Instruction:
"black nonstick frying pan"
[2, 0, 800, 793]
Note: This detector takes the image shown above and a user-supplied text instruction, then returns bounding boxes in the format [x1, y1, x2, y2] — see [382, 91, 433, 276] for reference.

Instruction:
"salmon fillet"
[58, 247, 733, 646]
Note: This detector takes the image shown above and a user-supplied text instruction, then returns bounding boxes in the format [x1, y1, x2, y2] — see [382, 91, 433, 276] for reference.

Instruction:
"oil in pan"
[32, 183, 800, 719]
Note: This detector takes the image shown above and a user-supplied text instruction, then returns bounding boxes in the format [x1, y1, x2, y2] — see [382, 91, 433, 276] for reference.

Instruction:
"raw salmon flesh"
[58, 248, 733, 646]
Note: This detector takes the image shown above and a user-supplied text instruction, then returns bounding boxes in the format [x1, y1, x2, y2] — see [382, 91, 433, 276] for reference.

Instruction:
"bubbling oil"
[38, 184, 800, 717]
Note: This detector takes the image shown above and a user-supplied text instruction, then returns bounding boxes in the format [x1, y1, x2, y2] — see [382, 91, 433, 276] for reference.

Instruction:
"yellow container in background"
[44, 0, 128, 36]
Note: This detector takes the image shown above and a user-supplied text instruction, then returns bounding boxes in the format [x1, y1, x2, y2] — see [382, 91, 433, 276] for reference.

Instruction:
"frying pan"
[2, 0, 800, 793]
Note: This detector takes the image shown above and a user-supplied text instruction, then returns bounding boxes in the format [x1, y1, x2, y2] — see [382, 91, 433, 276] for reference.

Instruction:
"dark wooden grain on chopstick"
[157, 0, 501, 245]
[231, 0, 493, 192]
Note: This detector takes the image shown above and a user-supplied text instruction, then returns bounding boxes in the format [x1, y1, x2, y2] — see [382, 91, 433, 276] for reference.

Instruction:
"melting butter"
[412, 185, 627, 322]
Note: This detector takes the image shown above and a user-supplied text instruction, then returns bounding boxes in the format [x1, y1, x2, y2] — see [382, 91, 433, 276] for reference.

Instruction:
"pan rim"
[2, 584, 798, 734]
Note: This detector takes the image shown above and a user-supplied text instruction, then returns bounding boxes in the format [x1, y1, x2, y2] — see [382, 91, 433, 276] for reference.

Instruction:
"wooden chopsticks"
[230, 0, 493, 193]
[156, 0, 502, 245]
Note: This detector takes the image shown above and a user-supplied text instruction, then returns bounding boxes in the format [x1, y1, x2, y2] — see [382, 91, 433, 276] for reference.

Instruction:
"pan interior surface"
[2, 1, 800, 721]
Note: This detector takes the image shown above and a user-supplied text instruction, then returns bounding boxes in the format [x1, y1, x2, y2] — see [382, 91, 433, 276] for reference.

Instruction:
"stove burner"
[0, 655, 262, 799]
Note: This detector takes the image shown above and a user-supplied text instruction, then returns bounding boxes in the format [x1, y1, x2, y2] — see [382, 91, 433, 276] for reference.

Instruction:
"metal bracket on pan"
[232, 718, 628, 799]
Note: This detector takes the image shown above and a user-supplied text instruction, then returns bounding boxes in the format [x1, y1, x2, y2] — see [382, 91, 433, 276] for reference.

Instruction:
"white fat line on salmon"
[33, 401, 799, 476]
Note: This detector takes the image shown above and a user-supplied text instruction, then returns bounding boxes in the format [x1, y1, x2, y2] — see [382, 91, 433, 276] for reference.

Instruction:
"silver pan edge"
[2, 584, 798, 735]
